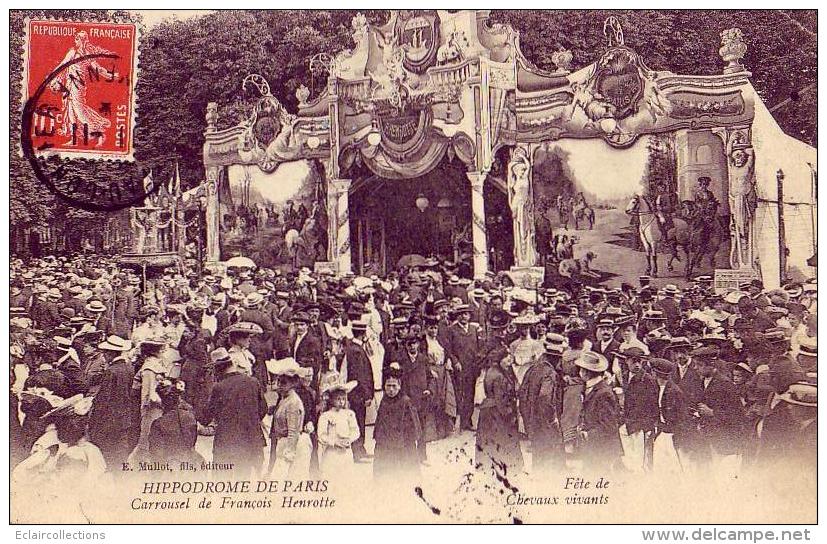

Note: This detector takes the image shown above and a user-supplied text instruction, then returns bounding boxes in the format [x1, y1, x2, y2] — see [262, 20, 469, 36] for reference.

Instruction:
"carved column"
[329, 178, 352, 274]
[507, 146, 538, 267]
[466, 171, 490, 279]
[714, 126, 757, 270]
[205, 166, 221, 263]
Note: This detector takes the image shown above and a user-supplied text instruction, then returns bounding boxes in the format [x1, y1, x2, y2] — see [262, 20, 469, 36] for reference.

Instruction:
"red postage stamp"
[22, 18, 139, 159]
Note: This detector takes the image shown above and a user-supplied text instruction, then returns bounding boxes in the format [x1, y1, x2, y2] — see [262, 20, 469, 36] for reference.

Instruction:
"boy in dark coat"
[373, 364, 421, 485]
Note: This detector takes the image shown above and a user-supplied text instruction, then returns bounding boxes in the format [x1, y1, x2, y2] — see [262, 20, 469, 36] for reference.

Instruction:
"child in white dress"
[317, 379, 360, 476]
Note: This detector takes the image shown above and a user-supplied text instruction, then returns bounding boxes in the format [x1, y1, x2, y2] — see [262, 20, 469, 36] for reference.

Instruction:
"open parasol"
[225, 256, 256, 269]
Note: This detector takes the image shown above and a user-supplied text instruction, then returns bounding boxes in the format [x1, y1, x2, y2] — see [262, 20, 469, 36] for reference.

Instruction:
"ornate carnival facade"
[202, 10, 816, 288]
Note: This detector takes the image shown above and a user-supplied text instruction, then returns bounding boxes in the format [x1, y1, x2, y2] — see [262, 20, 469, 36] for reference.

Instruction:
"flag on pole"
[168, 161, 181, 196]
[143, 169, 155, 207]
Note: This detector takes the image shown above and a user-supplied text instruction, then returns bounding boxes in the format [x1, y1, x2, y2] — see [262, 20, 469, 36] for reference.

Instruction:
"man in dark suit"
[446, 305, 482, 430]
[291, 311, 323, 387]
[668, 340, 705, 405]
[592, 317, 621, 357]
[239, 292, 276, 386]
[576, 351, 624, 472]
[650, 358, 690, 472]
[657, 285, 682, 333]
[695, 350, 746, 472]
[342, 320, 375, 461]
[201, 349, 268, 479]
[622, 351, 659, 471]
[666, 340, 706, 463]
[400, 335, 431, 462]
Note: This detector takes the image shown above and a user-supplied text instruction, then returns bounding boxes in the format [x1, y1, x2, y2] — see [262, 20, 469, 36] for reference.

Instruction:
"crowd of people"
[10, 253, 818, 494]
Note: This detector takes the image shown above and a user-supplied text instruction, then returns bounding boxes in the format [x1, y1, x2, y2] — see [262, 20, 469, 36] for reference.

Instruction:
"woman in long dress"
[268, 358, 311, 478]
[50, 31, 117, 147]
[129, 340, 168, 462]
[422, 319, 456, 441]
[476, 353, 524, 476]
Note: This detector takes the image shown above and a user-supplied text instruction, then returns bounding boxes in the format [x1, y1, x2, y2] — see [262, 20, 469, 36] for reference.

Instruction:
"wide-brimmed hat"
[391, 316, 410, 328]
[574, 351, 609, 373]
[724, 291, 748, 304]
[595, 317, 615, 329]
[470, 287, 488, 299]
[225, 321, 264, 335]
[775, 382, 817, 407]
[665, 336, 693, 351]
[642, 309, 666, 321]
[98, 335, 133, 352]
[512, 313, 541, 326]
[798, 341, 817, 359]
[782, 283, 804, 299]
[350, 318, 369, 332]
[321, 378, 358, 395]
[265, 357, 302, 376]
[691, 345, 720, 362]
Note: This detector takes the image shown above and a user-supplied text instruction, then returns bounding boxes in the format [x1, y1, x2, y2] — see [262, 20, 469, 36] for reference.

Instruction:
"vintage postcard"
[8, 7, 818, 526]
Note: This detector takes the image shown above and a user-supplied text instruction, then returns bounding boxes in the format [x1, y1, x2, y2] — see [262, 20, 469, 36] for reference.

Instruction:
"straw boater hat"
[662, 284, 681, 297]
[98, 335, 133, 352]
[244, 292, 264, 308]
[85, 300, 107, 313]
[265, 357, 302, 376]
[543, 333, 567, 355]
[797, 339, 817, 361]
[210, 347, 232, 365]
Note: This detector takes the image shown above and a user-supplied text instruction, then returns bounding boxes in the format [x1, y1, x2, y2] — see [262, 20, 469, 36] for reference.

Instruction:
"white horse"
[626, 194, 662, 277]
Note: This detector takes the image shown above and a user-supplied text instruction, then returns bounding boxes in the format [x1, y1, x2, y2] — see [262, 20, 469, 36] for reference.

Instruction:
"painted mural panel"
[532, 135, 730, 283]
[218, 160, 328, 269]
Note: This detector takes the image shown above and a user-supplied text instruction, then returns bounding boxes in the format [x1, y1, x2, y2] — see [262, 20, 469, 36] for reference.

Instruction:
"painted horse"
[573, 194, 595, 230]
[626, 194, 662, 277]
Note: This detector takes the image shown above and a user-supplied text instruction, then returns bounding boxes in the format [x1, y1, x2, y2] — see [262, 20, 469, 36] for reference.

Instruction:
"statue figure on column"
[728, 147, 757, 268]
[508, 147, 537, 267]
[130, 208, 160, 254]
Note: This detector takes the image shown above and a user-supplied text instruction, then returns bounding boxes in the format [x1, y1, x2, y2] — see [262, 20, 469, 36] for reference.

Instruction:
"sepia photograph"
[6, 4, 819, 528]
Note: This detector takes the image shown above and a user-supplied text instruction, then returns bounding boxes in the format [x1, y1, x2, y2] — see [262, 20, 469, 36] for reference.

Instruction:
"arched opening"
[348, 159, 475, 276]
